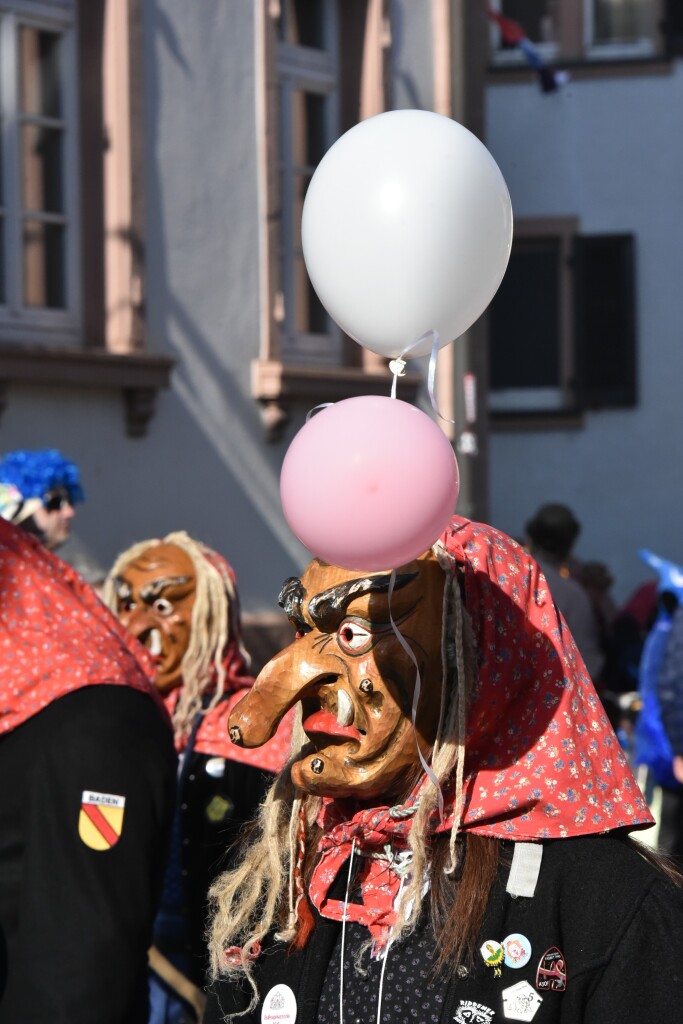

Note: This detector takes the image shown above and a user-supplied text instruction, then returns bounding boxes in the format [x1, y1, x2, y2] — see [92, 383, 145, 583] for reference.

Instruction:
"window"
[587, 0, 660, 57]
[489, 0, 664, 63]
[488, 220, 636, 417]
[276, 0, 342, 364]
[0, 2, 79, 343]
[252, 1, 423, 437]
[0, 1, 174, 438]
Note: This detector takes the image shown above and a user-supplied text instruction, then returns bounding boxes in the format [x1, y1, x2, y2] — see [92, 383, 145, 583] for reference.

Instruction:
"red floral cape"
[0, 519, 163, 734]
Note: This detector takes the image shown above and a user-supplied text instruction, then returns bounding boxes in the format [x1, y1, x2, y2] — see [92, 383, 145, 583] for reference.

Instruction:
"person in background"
[105, 532, 292, 1024]
[525, 502, 605, 681]
[0, 447, 83, 550]
[602, 579, 658, 700]
[656, 601, 683, 858]
[0, 519, 176, 1024]
[633, 550, 683, 862]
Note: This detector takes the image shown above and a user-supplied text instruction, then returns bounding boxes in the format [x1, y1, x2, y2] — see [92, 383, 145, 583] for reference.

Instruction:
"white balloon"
[302, 109, 513, 360]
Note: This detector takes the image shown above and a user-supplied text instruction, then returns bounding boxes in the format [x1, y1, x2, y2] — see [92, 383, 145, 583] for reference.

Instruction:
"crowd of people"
[1, 451, 682, 1023]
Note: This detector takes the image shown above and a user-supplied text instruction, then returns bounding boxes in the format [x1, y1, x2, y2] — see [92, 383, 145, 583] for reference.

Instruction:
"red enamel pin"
[536, 946, 567, 992]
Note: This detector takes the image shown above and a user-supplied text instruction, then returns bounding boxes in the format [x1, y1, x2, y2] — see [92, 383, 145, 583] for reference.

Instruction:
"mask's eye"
[114, 580, 133, 612]
[337, 619, 374, 655]
[153, 598, 174, 617]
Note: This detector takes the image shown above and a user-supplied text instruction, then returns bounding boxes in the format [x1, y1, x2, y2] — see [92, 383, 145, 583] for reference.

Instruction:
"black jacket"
[206, 833, 683, 1024]
[165, 743, 273, 988]
[0, 685, 176, 1024]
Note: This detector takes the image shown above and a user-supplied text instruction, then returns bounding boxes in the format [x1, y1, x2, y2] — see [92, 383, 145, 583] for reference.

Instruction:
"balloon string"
[390, 330, 456, 428]
[388, 569, 445, 822]
[306, 402, 334, 422]
[389, 329, 433, 399]
[426, 331, 456, 425]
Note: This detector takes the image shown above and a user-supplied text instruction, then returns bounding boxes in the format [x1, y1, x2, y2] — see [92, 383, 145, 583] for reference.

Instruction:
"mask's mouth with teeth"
[139, 627, 164, 662]
[301, 688, 363, 744]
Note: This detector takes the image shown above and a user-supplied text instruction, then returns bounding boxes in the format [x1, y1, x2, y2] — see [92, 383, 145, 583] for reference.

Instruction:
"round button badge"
[262, 983, 297, 1024]
[503, 933, 532, 969]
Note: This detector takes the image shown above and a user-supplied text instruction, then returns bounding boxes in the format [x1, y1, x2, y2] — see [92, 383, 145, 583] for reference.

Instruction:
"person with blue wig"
[0, 448, 84, 550]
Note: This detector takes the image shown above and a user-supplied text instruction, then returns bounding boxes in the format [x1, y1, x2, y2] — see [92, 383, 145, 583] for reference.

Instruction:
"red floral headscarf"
[0, 519, 163, 734]
[308, 516, 653, 939]
[449, 516, 652, 838]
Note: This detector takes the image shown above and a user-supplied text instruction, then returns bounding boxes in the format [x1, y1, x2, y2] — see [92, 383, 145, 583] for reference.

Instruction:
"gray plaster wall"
[390, 0, 435, 112]
[485, 64, 683, 600]
[1, 0, 308, 613]
[139, 0, 308, 611]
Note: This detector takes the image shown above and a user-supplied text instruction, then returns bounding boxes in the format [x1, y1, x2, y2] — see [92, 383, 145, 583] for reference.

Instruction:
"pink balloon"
[280, 396, 459, 571]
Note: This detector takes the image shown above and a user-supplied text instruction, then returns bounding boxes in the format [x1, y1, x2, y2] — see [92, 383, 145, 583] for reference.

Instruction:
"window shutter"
[573, 234, 636, 409]
[664, 0, 683, 57]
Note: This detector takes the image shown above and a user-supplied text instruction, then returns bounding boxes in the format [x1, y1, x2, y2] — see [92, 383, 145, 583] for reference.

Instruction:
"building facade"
[486, 0, 683, 600]
[0, 0, 487, 657]
[2, 0, 677, 647]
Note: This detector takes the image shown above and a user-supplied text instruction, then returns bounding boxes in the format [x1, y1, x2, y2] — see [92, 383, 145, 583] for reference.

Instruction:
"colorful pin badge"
[205, 756, 226, 778]
[502, 980, 543, 1021]
[78, 790, 125, 851]
[205, 794, 234, 824]
[503, 933, 532, 969]
[536, 946, 567, 992]
[261, 983, 297, 1024]
[480, 939, 505, 977]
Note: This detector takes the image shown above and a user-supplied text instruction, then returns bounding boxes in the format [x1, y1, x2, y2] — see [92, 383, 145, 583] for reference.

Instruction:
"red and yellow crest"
[78, 790, 126, 851]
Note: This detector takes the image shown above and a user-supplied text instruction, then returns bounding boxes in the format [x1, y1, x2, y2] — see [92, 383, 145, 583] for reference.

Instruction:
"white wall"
[486, 63, 683, 601]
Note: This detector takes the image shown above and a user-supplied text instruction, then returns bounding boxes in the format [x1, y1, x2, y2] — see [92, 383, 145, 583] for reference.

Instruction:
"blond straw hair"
[207, 544, 476, 1014]
[103, 531, 250, 744]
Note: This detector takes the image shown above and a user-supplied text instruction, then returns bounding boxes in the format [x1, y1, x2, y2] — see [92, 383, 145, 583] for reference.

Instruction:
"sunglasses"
[43, 489, 73, 512]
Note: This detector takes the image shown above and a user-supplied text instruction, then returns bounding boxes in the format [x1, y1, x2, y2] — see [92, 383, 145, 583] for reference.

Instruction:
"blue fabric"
[149, 956, 196, 1024]
[658, 606, 683, 758]
[155, 799, 185, 925]
[639, 549, 683, 603]
[634, 611, 679, 789]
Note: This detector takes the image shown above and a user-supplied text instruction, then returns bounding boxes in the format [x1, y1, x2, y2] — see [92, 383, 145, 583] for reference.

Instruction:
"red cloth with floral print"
[308, 516, 654, 943]
[0, 519, 163, 733]
[163, 546, 292, 774]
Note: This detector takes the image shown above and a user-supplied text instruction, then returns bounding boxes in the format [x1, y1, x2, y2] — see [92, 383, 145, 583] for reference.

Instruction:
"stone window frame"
[0, 0, 173, 437]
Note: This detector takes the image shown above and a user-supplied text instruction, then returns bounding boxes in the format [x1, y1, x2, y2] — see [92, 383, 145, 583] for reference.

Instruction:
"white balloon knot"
[389, 358, 407, 377]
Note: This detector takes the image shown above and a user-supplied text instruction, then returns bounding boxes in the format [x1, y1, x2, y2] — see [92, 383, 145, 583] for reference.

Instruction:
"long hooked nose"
[229, 639, 337, 748]
[119, 605, 157, 640]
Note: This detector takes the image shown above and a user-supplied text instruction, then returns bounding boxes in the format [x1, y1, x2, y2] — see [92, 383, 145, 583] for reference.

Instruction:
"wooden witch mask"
[110, 542, 197, 695]
[229, 552, 446, 802]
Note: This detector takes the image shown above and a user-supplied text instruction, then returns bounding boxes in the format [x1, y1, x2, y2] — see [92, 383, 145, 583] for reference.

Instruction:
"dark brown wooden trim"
[446, 1, 491, 523]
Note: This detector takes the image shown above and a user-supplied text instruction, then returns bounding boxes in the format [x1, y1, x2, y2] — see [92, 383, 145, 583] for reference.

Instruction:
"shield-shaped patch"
[78, 790, 126, 850]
